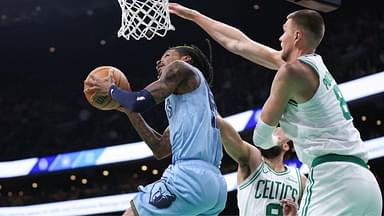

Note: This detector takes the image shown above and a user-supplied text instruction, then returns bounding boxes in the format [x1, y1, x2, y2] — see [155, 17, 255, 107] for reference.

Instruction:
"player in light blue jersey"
[86, 44, 227, 216]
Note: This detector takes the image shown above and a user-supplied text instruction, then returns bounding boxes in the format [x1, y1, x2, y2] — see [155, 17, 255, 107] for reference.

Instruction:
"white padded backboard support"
[286, 0, 341, 12]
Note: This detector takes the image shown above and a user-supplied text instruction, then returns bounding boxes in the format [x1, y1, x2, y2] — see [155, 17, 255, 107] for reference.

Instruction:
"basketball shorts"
[131, 159, 227, 216]
[299, 157, 382, 216]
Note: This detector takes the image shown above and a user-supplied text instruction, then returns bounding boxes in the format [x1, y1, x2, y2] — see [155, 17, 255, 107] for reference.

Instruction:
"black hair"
[284, 140, 296, 161]
[260, 145, 283, 159]
[170, 44, 214, 85]
[259, 140, 295, 161]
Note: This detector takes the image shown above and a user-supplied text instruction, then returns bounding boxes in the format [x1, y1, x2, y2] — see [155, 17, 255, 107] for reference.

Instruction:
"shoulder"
[277, 61, 307, 78]
[244, 142, 263, 172]
[162, 60, 200, 93]
[163, 60, 196, 79]
[275, 61, 313, 87]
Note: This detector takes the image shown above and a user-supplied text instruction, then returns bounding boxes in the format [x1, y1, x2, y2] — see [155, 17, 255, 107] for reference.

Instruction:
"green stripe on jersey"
[239, 162, 264, 190]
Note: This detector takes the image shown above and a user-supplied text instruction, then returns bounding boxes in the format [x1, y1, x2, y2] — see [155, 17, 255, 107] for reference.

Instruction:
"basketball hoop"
[117, 0, 175, 40]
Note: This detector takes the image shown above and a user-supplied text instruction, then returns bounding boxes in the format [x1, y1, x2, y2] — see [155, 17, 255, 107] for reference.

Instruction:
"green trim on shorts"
[300, 154, 368, 216]
[300, 169, 314, 216]
[295, 168, 302, 201]
[311, 154, 368, 169]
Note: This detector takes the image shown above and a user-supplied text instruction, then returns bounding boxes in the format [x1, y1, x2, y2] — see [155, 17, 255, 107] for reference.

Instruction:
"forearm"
[252, 118, 278, 149]
[126, 112, 162, 149]
[169, 3, 283, 69]
[192, 12, 283, 70]
[121, 110, 171, 159]
[217, 116, 248, 163]
[109, 85, 157, 113]
[253, 79, 288, 149]
[221, 135, 244, 164]
[192, 11, 247, 55]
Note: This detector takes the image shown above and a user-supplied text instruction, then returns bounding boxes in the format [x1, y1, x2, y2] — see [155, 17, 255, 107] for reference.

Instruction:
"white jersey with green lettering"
[279, 54, 368, 166]
[237, 161, 302, 216]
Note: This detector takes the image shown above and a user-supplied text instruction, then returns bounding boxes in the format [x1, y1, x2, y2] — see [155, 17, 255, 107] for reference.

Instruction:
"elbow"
[153, 150, 170, 160]
[152, 142, 171, 160]
[167, 60, 187, 71]
[153, 153, 163, 160]
[270, 50, 285, 70]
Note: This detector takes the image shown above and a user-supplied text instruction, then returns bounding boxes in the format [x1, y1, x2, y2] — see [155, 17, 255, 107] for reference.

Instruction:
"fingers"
[108, 70, 114, 82]
[84, 86, 97, 93]
[168, 3, 178, 11]
[280, 198, 297, 207]
[84, 83, 108, 97]
[84, 79, 94, 87]
[85, 73, 113, 85]
[169, 3, 185, 15]
[280, 199, 298, 216]
[168, 3, 194, 20]
[84, 73, 113, 95]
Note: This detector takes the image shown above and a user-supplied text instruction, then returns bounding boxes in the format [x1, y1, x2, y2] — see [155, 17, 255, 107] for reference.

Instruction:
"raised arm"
[86, 60, 197, 113]
[253, 63, 308, 149]
[169, 3, 285, 70]
[216, 115, 262, 169]
[85, 60, 197, 159]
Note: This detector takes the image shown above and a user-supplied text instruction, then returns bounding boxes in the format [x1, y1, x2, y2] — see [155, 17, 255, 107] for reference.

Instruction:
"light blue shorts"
[131, 160, 227, 216]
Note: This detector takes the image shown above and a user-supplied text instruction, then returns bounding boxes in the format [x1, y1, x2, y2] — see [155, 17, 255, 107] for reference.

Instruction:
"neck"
[264, 154, 286, 172]
[289, 48, 315, 62]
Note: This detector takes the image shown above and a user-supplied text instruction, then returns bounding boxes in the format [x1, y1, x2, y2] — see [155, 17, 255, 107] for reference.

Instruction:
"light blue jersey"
[165, 68, 223, 167]
[132, 67, 227, 216]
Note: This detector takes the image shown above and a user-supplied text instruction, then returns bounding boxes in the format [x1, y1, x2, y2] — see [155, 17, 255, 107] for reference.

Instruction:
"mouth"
[156, 64, 164, 78]
[157, 71, 162, 79]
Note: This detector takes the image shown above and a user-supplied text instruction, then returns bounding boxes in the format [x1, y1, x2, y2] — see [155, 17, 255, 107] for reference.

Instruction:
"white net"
[117, 0, 175, 40]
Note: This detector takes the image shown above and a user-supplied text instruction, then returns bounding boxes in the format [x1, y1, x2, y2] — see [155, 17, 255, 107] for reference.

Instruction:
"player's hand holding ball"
[84, 66, 130, 110]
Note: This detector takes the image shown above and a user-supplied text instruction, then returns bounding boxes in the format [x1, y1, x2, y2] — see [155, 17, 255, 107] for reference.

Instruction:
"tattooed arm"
[118, 107, 172, 160]
[86, 60, 199, 112]
[86, 59, 198, 158]
[122, 61, 196, 158]
[145, 60, 200, 102]
[113, 60, 198, 159]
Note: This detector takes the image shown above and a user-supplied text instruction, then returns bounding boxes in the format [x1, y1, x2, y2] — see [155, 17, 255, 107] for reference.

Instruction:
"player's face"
[156, 49, 183, 79]
[279, 19, 295, 61]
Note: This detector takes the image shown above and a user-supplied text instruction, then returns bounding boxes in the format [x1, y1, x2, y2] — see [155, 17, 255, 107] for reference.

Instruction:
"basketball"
[83, 66, 130, 110]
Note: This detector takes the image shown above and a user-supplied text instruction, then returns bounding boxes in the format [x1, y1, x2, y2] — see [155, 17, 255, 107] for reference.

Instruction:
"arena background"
[0, 0, 383, 215]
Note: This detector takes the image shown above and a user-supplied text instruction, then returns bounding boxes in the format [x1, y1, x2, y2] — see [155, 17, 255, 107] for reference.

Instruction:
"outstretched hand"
[168, 3, 197, 21]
